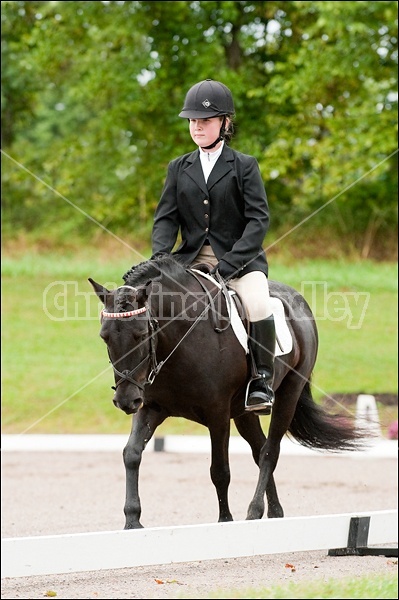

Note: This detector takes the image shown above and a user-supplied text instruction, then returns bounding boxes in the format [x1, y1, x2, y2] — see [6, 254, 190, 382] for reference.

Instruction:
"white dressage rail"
[1, 510, 397, 578]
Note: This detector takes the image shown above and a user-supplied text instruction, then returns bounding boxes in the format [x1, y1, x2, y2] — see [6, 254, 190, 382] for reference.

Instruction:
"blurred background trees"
[1, 0, 397, 259]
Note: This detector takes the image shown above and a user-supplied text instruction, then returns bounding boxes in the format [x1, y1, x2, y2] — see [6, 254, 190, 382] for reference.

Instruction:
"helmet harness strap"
[200, 116, 226, 151]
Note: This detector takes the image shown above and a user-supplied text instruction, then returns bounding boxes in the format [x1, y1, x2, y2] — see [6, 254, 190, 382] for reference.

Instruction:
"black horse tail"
[287, 381, 373, 452]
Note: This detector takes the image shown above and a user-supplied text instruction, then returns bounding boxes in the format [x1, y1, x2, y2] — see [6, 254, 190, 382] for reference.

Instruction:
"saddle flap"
[190, 269, 293, 356]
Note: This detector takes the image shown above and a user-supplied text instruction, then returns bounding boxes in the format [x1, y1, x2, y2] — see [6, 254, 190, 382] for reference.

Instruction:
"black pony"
[89, 254, 367, 529]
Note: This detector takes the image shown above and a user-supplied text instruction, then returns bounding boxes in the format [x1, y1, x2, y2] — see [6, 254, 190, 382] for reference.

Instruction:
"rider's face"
[189, 117, 225, 149]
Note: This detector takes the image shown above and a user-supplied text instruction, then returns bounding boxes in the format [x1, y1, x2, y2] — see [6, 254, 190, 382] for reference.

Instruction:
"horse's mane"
[122, 254, 187, 287]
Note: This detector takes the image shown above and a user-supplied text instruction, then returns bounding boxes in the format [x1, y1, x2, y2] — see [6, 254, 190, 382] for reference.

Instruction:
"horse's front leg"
[208, 419, 233, 522]
[123, 405, 167, 529]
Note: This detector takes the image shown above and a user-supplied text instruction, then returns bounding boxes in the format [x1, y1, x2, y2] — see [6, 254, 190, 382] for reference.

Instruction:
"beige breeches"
[192, 245, 273, 322]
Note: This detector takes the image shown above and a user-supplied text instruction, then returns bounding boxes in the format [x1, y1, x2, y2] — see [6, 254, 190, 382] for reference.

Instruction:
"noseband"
[101, 303, 163, 391]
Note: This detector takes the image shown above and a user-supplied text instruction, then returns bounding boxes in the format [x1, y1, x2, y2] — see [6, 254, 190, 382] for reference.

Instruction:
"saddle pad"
[191, 270, 293, 356]
[270, 296, 293, 357]
[229, 293, 292, 356]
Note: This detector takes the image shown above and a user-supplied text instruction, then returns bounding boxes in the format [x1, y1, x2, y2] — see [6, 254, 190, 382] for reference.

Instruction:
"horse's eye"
[133, 332, 147, 344]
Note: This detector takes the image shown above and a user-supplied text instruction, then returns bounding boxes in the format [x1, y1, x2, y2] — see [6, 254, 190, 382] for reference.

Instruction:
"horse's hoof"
[246, 509, 264, 521]
[267, 510, 284, 518]
[266, 501, 284, 518]
[218, 514, 234, 523]
[246, 513, 263, 521]
[124, 522, 144, 530]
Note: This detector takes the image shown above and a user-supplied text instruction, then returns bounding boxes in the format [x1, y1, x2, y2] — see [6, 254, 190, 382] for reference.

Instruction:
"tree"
[1, 1, 397, 258]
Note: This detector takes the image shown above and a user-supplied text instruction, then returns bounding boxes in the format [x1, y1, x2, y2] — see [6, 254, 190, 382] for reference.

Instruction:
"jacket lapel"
[184, 145, 235, 192]
[184, 150, 208, 195]
[206, 145, 234, 190]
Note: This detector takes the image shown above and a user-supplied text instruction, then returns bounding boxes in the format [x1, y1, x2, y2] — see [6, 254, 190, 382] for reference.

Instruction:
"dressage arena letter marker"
[355, 394, 382, 438]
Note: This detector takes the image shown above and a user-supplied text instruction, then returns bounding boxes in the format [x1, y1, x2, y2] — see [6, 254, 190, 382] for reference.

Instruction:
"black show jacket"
[151, 144, 270, 278]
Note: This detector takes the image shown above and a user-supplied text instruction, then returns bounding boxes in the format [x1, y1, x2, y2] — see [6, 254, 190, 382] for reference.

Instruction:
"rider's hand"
[210, 260, 236, 280]
[150, 251, 169, 260]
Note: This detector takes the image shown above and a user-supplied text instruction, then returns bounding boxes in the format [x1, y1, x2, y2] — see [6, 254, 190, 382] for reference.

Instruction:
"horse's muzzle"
[113, 393, 143, 415]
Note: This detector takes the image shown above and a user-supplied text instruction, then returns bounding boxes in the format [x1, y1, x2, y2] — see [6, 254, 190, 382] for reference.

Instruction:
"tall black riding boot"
[245, 315, 276, 415]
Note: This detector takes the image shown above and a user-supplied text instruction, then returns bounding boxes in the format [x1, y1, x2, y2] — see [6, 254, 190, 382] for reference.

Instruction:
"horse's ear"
[88, 278, 110, 305]
[136, 285, 149, 306]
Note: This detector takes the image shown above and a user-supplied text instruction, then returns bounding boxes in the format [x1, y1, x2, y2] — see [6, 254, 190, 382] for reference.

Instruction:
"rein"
[102, 273, 231, 390]
[188, 269, 232, 332]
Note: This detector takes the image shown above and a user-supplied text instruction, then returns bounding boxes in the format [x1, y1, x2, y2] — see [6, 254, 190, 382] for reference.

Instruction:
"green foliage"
[256, 0, 398, 256]
[201, 572, 398, 599]
[1, 1, 398, 258]
[1, 254, 397, 434]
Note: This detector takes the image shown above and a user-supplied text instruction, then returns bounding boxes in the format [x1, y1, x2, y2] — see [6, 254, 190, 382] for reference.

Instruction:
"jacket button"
[204, 214, 209, 219]
[205, 227, 209, 232]
[203, 199, 209, 204]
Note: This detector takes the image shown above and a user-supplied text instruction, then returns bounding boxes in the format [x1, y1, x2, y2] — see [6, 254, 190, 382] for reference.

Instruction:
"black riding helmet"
[179, 79, 235, 149]
[179, 79, 235, 119]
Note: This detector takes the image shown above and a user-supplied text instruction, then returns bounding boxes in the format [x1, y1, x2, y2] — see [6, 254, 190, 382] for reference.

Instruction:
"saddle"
[190, 267, 293, 357]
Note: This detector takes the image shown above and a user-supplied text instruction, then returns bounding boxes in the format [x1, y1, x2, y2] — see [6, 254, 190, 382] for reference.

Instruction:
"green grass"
[1, 253, 397, 435]
[194, 573, 398, 599]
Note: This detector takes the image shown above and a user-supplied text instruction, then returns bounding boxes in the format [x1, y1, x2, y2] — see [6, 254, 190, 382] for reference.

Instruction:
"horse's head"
[89, 278, 154, 415]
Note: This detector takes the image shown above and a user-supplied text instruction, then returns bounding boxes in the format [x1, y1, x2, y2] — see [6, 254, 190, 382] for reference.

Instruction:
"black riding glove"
[210, 259, 236, 281]
[150, 251, 169, 261]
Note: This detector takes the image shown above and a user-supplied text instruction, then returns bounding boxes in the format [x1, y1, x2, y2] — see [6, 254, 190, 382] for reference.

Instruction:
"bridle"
[101, 273, 232, 392]
[101, 302, 163, 391]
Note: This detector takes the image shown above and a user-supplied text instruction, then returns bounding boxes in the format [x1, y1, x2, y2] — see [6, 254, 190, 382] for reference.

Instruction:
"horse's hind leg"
[246, 377, 304, 521]
[208, 419, 234, 522]
[234, 413, 284, 518]
[123, 405, 167, 529]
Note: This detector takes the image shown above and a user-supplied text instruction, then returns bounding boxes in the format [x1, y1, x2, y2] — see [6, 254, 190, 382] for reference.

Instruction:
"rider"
[151, 79, 275, 414]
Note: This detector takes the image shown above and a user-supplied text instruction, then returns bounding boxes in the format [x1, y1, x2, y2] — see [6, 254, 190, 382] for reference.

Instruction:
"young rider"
[151, 79, 275, 414]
